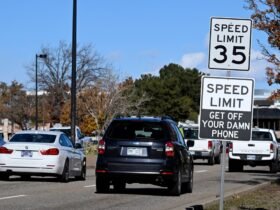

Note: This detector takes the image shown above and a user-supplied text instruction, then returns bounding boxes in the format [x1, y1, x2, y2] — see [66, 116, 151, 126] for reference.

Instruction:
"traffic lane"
[0, 165, 277, 210]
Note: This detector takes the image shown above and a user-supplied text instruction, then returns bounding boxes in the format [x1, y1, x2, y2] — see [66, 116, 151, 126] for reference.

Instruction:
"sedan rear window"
[10, 134, 56, 143]
[106, 121, 167, 140]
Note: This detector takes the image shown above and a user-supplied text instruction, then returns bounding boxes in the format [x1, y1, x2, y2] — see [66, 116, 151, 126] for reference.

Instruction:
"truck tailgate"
[190, 140, 209, 151]
[233, 141, 271, 155]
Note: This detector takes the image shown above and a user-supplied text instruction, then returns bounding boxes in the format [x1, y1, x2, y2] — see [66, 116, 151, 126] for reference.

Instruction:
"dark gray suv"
[95, 116, 194, 196]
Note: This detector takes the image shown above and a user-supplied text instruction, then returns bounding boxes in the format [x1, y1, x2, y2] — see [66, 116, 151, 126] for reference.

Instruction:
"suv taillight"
[98, 139, 106, 155]
[0, 147, 13, 154]
[165, 141, 174, 157]
[270, 143, 274, 153]
[40, 148, 59, 155]
[208, 141, 213, 150]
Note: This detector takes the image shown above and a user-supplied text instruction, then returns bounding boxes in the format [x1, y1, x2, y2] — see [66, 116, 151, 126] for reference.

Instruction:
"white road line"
[0, 195, 27, 200]
[195, 170, 208, 173]
[84, 185, 96, 188]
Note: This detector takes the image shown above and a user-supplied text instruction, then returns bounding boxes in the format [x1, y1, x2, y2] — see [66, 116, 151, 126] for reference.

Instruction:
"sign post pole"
[219, 141, 227, 210]
[206, 17, 253, 210]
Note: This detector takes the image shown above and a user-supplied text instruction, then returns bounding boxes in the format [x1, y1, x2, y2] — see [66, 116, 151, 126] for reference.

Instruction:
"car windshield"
[252, 131, 273, 141]
[106, 121, 167, 140]
[184, 129, 199, 139]
[10, 134, 56, 143]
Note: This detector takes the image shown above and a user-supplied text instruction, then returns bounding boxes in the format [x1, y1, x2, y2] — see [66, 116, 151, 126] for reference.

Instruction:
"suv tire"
[96, 176, 110, 193]
[113, 180, 126, 192]
[168, 169, 181, 196]
[182, 169, 193, 193]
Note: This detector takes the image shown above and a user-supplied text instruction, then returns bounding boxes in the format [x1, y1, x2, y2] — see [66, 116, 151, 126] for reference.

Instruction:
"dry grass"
[204, 180, 280, 210]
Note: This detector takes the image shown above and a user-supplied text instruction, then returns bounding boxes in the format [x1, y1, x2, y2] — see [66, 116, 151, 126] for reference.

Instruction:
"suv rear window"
[106, 121, 167, 140]
[10, 134, 56, 143]
[252, 131, 273, 141]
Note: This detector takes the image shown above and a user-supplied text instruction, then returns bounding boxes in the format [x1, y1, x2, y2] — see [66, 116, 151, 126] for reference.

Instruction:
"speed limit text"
[214, 23, 249, 44]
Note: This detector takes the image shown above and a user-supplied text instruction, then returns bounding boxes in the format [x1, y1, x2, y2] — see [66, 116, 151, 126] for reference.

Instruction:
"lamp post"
[35, 54, 47, 130]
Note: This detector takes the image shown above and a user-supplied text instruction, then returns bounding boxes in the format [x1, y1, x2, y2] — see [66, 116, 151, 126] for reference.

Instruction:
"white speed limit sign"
[208, 17, 252, 71]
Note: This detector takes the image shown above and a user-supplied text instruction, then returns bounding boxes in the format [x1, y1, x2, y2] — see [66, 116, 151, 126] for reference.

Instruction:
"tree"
[27, 41, 109, 123]
[0, 81, 32, 130]
[133, 63, 203, 122]
[79, 70, 148, 134]
[245, 0, 280, 97]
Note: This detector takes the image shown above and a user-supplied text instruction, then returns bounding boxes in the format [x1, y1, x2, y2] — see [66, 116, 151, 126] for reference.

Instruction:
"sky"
[0, 0, 278, 91]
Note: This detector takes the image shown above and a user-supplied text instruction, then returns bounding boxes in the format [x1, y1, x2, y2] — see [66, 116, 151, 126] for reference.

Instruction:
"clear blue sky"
[0, 0, 277, 91]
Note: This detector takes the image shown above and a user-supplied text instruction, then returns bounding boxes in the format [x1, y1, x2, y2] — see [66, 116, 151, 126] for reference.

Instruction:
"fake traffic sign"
[199, 76, 254, 141]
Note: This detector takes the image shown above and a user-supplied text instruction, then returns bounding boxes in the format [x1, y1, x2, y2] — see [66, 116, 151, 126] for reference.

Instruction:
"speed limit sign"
[208, 17, 252, 71]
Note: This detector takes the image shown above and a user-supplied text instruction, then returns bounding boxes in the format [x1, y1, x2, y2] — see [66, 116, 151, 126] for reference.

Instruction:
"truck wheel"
[270, 159, 278, 174]
[208, 155, 215, 165]
[228, 159, 242, 172]
[215, 153, 221, 164]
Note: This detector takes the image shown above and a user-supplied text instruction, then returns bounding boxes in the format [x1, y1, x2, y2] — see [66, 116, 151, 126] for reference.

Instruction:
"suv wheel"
[0, 173, 9, 181]
[184, 169, 193, 193]
[168, 169, 181, 196]
[113, 180, 126, 192]
[96, 176, 110, 193]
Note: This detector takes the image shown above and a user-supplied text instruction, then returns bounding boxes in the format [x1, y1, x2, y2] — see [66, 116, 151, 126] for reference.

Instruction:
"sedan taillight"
[165, 141, 174, 157]
[98, 139, 106, 155]
[0, 147, 13, 154]
[40, 148, 59, 155]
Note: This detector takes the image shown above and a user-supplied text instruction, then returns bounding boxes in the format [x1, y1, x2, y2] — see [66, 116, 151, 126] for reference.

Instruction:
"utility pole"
[71, 0, 77, 143]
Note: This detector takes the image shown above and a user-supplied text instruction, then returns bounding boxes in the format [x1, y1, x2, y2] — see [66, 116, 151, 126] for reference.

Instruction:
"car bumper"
[0, 156, 64, 175]
[190, 150, 213, 159]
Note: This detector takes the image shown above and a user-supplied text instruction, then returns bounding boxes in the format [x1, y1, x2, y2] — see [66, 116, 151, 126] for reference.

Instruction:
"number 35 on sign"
[208, 17, 252, 71]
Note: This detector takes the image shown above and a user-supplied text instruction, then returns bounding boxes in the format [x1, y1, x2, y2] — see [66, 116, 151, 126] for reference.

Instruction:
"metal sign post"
[205, 17, 253, 209]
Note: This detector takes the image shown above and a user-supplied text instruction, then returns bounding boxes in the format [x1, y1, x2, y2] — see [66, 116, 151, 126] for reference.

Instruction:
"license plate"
[21, 150, 32, 157]
[247, 155, 256, 160]
[127, 147, 144, 156]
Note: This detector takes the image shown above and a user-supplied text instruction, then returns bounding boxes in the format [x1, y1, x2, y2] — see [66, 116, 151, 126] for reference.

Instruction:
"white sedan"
[0, 130, 86, 182]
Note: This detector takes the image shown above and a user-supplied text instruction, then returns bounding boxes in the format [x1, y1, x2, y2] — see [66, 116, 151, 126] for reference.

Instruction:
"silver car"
[0, 130, 86, 182]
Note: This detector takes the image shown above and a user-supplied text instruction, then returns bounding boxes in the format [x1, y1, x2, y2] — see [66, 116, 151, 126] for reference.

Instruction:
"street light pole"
[71, 0, 77, 143]
[35, 54, 47, 130]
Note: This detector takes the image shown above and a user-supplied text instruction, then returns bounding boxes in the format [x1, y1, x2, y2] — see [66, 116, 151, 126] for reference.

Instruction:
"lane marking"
[0, 195, 27, 200]
[84, 185, 96, 188]
[195, 170, 208, 173]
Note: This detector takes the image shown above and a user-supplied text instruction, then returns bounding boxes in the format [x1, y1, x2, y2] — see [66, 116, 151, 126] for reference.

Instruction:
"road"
[0, 158, 278, 210]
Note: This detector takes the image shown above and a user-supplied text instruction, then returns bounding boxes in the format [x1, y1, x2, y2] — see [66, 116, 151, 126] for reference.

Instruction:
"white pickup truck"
[182, 125, 222, 165]
[228, 128, 280, 173]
